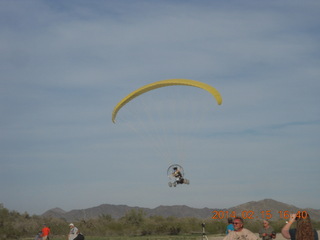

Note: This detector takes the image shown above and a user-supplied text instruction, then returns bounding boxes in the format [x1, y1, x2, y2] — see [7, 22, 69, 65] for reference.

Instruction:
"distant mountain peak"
[42, 207, 66, 216]
[42, 199, 320, 222]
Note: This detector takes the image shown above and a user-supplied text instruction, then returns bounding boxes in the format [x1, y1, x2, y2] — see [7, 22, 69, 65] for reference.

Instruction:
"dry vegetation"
[1, 205, 319, 240]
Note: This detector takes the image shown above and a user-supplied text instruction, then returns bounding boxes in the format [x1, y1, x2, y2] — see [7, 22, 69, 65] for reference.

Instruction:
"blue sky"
[1, 0, 319, 215]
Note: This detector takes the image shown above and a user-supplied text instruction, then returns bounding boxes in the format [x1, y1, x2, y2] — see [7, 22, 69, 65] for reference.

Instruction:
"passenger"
[172, 167, 184, 184]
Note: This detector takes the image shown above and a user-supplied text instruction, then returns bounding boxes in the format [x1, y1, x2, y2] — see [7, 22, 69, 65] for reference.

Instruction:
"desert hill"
[42, 199, 320, 222]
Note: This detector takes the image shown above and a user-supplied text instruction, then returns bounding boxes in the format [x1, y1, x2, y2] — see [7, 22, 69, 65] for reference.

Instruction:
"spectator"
[41, 224, 50, 240]
[281, 213, 318, 240]
[68, 223, 79, 240]
[223, 217, 258, 240]
[34, 231, 42, 240]
[226, 217, 234, 235]
[259, 220, 276, 240]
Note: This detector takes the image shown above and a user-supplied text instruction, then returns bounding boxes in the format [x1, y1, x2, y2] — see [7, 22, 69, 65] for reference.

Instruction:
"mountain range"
[42, 199, 320, 222]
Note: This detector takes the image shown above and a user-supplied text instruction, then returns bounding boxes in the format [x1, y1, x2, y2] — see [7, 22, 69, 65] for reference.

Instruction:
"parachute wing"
[112, 79, 222, 123]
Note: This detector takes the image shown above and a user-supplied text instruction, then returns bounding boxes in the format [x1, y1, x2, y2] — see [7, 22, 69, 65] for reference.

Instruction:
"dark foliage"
[0, 204, 319, 239]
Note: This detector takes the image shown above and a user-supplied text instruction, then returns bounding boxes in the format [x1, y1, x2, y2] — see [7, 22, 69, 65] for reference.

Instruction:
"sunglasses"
[233, 222, 242, 225]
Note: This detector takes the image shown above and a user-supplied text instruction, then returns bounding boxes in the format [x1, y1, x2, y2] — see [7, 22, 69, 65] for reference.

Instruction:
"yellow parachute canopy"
[112, 79, 222, 123]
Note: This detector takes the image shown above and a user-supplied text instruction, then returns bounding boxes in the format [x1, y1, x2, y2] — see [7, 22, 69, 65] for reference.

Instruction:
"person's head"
[173, 167, 177, 170]
[233, 217, 244, 231]
[263, 220, 270, 228]
[69, 223, 74, 228]
[296, 212, 314, 240]
[227, 217, 233, 224]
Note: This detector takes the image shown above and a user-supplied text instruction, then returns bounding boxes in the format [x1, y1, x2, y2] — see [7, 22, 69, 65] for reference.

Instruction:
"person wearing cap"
[68, 223, 79, 240]
[41, 224, 50, 240]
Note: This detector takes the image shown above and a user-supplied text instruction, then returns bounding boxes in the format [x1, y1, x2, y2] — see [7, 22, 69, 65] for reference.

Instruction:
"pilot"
[173, 167, 184, 184]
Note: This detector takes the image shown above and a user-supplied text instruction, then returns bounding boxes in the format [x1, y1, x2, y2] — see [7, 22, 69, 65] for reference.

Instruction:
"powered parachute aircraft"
[112, 79, 222, 187]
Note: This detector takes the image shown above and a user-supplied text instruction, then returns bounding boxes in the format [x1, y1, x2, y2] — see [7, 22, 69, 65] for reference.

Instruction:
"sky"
[1, 0, 319, 216]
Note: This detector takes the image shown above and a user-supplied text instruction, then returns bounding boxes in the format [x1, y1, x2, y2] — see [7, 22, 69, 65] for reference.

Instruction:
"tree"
[122, 209, 145, 226]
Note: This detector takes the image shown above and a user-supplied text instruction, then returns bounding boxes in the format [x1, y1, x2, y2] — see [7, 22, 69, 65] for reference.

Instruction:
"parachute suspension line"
[144, 87, 181, 166]
[188, 87, 214, 164]
[166, 86, 200, 168]
[144, 86, 188, 168]
[168, 85, 218, 170]
[112, 79, 223, 173]
[171, 86, 187, 168]
[166, 86, 178, 167]
[140, 93, 173, 164]
[177, 87, 202, 169]
[116, 93, 173, 165]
